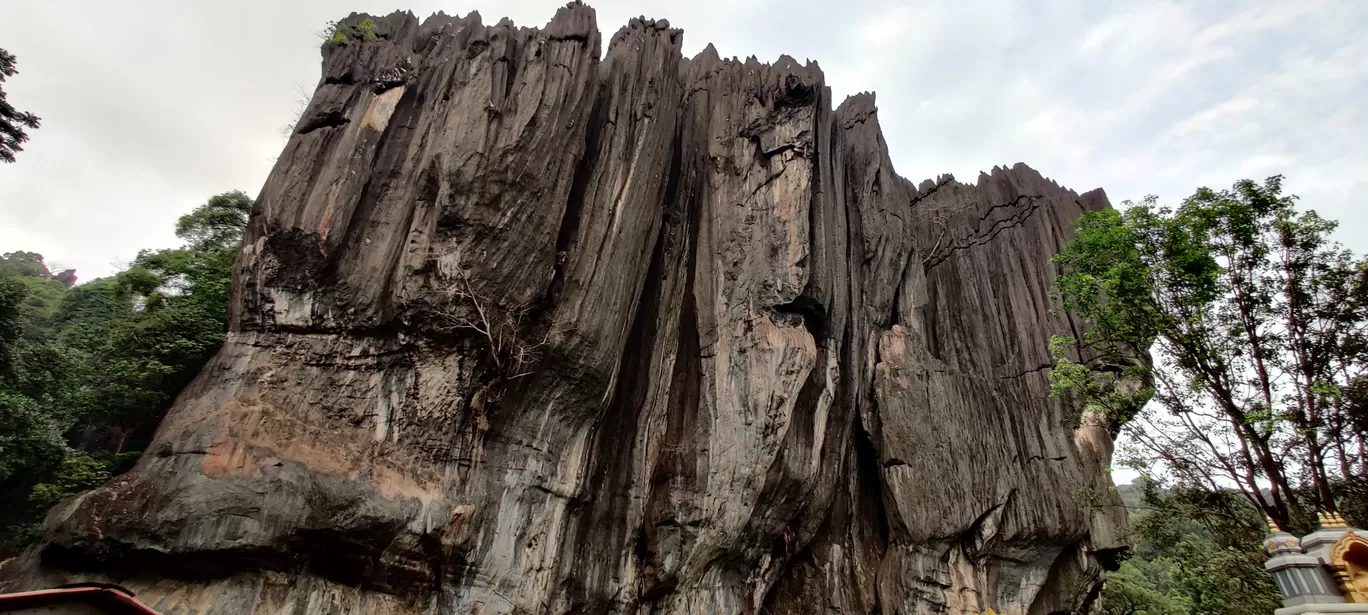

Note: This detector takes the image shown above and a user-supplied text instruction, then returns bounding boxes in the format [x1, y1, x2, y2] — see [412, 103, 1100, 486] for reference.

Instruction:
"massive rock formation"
[2, 5, 1128, 614]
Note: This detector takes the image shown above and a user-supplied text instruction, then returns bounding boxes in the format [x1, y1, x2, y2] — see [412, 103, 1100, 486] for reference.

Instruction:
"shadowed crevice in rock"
[295, 110, 350, 135]
[545, 84, 609, 311]
[0, 6, 1132, 615]
[772, 295, 827, 341]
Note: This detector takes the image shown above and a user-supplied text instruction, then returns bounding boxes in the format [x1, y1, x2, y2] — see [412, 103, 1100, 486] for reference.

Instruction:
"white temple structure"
[1264, 512, 1368, 615]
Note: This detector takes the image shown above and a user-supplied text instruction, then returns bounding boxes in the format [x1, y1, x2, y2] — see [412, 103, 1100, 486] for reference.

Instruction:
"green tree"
[172, 190, 255, 251]
[2, 189, 251, 549]
[1, 190, 251, 552]
[1109, 479, 1282, 615]
[0, 279, 66, 482]
[1102, 560, 1188, 615]
[68, 191, 251, 452]
[0, 258, 116, 461]
[1050, 176, 1368, 531]
[50, 278, 132, 350]
[0, 251, 50, 278]
[0, 48, 41, 163]
[1, 252, 75, 339]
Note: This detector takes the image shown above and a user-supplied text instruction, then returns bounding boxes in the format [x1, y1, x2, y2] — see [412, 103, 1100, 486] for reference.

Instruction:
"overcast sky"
[1, 0, 1364, 281]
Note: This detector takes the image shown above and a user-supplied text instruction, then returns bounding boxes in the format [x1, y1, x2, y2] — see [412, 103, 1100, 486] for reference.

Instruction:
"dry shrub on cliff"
[430, 257, 561, 382]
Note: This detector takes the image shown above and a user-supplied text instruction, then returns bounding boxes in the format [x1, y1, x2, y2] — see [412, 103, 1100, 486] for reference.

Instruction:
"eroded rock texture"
[2, 5, 1127, 614]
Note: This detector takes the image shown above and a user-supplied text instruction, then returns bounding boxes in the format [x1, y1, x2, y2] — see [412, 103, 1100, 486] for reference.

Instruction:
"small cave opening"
[771, 295, 827, 341]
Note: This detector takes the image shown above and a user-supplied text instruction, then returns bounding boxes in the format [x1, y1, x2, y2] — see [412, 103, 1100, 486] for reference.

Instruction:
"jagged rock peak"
[2, 4, 1125, 615]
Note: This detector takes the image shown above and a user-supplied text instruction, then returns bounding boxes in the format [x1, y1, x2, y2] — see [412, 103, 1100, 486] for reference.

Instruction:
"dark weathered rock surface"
[1, 5, 1127, 614]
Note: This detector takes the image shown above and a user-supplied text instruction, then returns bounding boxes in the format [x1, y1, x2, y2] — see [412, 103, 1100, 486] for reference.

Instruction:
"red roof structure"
[0, 584, 161, 614]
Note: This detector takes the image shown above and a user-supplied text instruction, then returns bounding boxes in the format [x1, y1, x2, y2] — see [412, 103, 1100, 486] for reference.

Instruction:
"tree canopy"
[0, 48, 41, 163]
[1052, 176, 1367, 530]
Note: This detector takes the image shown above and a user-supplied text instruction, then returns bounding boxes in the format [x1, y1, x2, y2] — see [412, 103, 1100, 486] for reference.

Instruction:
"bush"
[29, 452, 111, 506]
[324, 18, 379, 47]
[5, 522, 42, 549]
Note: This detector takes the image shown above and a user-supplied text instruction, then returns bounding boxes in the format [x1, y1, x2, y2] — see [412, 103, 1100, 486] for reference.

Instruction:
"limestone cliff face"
[5, 6, 1127, 614]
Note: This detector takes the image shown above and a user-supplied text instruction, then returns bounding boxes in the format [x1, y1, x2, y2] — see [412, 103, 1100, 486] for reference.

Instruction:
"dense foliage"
[1104, 482, 1282, 615]
[0, 192, 250, 552]
[1049, 177, 1368, 613]
[0, 48, 41, 163]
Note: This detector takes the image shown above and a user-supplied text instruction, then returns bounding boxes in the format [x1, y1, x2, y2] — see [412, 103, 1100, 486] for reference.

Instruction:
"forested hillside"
[1103, 481, 1281, 614]
[0, 191, 251, 552]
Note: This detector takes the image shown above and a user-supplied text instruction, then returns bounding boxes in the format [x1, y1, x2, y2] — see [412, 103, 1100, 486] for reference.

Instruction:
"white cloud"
[855, 4, 920, 47]
[0, 0, 1365, 282]
[1079, 20, 1123, 53]
[1238, 155, 1296, 175]
[1165, 96, 1263, 140]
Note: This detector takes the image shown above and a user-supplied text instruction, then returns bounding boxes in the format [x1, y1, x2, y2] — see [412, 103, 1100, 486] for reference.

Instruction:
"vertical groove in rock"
[1, 7, 1132, 615]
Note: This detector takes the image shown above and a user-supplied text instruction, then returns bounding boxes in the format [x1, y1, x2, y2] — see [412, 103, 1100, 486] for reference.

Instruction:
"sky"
[1, 0, 1365, 283]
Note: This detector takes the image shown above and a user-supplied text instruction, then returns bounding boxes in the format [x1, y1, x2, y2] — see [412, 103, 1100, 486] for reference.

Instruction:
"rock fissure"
[907, 176, 954, 210]
[998, 362, 1055, 380]
[922, 194, 1046, 270]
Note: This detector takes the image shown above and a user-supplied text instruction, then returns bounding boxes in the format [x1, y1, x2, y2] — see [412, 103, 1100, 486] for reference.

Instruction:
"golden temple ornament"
[1329, 529, 1368, 603]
